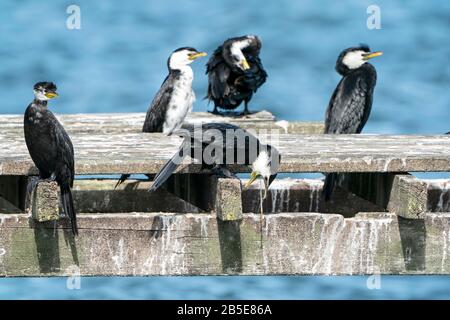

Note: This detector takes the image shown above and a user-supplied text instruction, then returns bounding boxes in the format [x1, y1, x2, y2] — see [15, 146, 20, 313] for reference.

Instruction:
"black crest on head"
[173, 47, 198, 53]
[167, 47, 199, 70]
[33, 81, 57, 92]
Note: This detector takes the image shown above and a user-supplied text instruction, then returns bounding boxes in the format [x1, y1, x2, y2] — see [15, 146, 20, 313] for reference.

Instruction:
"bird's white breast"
[163, 67, 195, 134]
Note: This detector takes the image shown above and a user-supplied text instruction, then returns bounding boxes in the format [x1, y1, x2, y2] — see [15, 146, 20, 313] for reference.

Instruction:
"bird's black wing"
[149, 141, 187, 192]
[241, 54, 267, 93]
[177, 123, 259, 165]
[142, 73, 177, 133]
[206, 46, 232, 101]
[324, 73, 372, 134]
[53, 119, 75, 187]
[51, 114, 77, 235]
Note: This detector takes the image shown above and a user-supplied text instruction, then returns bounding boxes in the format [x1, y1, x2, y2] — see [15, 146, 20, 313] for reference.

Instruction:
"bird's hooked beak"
[240, 58, 251, 70]
[362, 51, 383, 61]
[245, 171, 260, 188]
[44, 91, 58, 99]
[245, 171, 270, 199]
[188, 51, 207, 60]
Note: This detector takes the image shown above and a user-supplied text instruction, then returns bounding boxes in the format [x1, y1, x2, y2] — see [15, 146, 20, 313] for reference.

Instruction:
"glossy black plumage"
[149, 123, 279, 192]
[324, 63, 377, 134]
[323, 45, 379, 201]
[206, 36, 267, 115]
[24, 82, 77, 235]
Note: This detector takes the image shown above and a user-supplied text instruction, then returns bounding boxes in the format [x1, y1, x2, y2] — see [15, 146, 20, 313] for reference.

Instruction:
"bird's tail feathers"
[61, 185, 78, 236]
[115, 174, 130, 189]
[149, 142, 187, 192]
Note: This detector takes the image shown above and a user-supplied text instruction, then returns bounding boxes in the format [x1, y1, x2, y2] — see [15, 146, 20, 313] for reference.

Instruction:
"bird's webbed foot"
[239, 108, 257, 117]
[26, 176, 40, 198]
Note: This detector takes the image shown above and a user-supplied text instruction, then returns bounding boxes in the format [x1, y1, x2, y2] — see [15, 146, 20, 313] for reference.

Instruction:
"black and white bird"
[206, 35, 267, 115]
[24, 82, 78, 235]
[116, 47, 207, 188]
[149, 123, 280, 196]
[322, 44, 383, 201]
[143, 47, 207, 134]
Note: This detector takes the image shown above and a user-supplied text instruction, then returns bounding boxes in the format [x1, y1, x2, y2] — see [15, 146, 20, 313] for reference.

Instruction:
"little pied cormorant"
[24, 82, 78, 235]
[322, 44, 383, 201]
[148, 123, 280, 197]
[116, 47, 207, 188]
[206, 35, 267, 116]
[143, 47, 207, 134]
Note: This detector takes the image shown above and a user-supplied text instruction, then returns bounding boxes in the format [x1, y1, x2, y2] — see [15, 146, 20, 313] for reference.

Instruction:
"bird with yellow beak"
[244, 145, 281, 199]
[323, 44, 382, 201]
[206, 35, 267, 115]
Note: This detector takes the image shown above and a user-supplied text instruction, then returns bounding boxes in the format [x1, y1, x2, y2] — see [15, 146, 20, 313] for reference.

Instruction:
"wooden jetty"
[0, 111, 449, 276]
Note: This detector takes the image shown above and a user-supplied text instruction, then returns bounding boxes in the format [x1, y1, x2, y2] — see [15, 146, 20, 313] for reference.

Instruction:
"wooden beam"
[71, 178, 381, 217]
[0, 212, 449, 276]
[340, 173, 428, 219]
[0, 111, 324, 135]
[2, 133, 450, 176]
[72, 179, 200, 213]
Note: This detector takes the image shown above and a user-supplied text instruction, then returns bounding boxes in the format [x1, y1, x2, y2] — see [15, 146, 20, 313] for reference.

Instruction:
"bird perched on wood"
[206, 35, 267, 116]
[24, 82, 77, 235]
[149, 123, 280, 197]
[322, 44, 382, 201]
[116, 47, 207, 188]
[143, 47, 207, 134]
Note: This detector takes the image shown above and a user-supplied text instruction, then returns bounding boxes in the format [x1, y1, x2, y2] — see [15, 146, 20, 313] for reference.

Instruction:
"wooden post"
[215, 178, 243, 221]
[341, 173, 428, 219]
[387, 175, 428, 219]
[28, 181, 60, 222]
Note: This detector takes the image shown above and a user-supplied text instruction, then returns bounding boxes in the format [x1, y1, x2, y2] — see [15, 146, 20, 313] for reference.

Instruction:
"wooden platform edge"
[0, 212, 449, 276]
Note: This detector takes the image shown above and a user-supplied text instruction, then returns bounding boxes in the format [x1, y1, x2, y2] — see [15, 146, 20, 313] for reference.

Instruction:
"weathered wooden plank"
[72, 179, 200, 213]
[1, 134, 450, 175]
[244, 178, 384, 217]
[0, 111, 323, 135]
[0, 212, 448, 276]
[68, 179, 381, 216]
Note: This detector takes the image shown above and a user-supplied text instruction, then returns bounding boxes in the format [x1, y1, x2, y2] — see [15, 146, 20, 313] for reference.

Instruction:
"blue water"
[1, 276, 449, 300]
[1, 0, 450, 299]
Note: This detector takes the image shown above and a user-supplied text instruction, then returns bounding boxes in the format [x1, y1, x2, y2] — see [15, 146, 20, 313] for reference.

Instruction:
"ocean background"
[1, 0, 450, 299]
